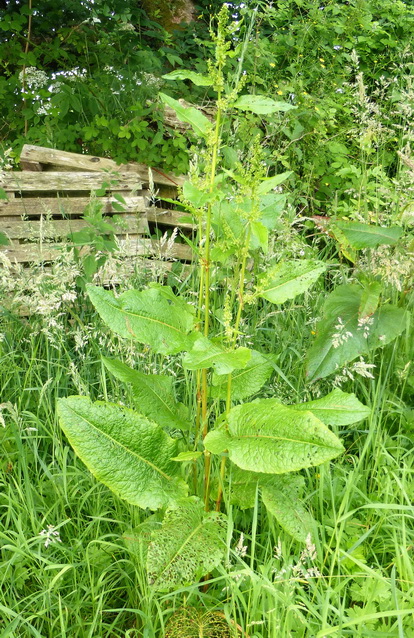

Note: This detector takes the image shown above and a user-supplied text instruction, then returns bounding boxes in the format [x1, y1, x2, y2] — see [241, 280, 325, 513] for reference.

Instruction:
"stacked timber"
[0, 145, 192, 268]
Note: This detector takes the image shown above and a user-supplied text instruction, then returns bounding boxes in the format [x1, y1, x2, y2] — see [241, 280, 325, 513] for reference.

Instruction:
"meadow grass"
[1, 270, 413, 637]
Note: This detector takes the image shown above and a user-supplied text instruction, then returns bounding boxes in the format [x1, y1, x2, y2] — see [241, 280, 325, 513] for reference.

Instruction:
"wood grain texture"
[20, 145, 186, 187]
[1, 172, 143, 192]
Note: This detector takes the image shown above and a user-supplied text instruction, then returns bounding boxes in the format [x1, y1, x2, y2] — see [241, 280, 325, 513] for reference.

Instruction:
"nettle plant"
[57, 8, 407, 592]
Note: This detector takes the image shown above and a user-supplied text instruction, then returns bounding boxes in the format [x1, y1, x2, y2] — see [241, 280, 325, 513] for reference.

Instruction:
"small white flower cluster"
[333, 357, 376, 386]
[39, 524, 62, 548]
[331, 317, 353, 348]
[18, 66, 48, 90]
[357, 315, 374, 338]
[0, 147, 14, 171]
[273, 533, 321, 582]
[234, 533, 248, 558]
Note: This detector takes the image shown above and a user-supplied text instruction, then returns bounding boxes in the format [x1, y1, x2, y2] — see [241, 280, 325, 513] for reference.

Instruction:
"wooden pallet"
[0, 145, 192, 272]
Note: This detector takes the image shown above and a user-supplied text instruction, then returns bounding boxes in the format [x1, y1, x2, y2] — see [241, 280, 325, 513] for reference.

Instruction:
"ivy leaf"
[258, 260, 326, 304]
[162, 70, 212, 86]
[291, 389, 370, 426]
[204, 399, 344, 473]
[182, 336, 251, 374]
[211, 350, 275, 400]
[261, 475, 317, 543]
[333, 221, 403, 249]
[103, 358, 192, 431]
[147, 499, 227, 591]
[233, 95, 297, 115]
[57, 397, 188, 511]
[306, 284, 407, 382]
[86, 284, 196, 355]
[160, 93, 212, 137]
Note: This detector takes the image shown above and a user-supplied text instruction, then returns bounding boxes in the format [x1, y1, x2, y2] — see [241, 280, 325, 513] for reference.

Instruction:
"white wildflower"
[39, 524, 62, 548]
[18, 67, 48, 90]
[274, 538, 283, 560]
[235, 533, 248, 558]
[351, 357, 376, 379]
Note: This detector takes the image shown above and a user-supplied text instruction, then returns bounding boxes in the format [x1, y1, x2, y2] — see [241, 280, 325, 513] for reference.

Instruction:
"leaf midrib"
[234, 432, 342, 450]
[65, 403, 173, 481]
[152, 513, 223, 586]
[262, 265, 325, 295]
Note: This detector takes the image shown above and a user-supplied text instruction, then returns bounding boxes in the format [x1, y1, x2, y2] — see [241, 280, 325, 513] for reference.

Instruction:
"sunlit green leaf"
[57, 397, 188, 510]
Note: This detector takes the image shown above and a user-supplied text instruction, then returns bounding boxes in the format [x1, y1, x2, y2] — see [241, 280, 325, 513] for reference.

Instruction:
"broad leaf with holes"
[292, 389, 370, 426]
[258, 260, 326, 304]
[204, 399, 344, 473]
[210, 350, 275, 400]
[86, 284, 196, 355]
[147, 499, 227, 591]
[182, 336, 251, 374]
[103, 358, 191, 431]
[306, 284, 407, 382]
[57, 397, 187, 510]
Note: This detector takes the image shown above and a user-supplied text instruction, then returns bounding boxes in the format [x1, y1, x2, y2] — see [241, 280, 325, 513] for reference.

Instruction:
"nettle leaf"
[211, 350, 275, 400]
[233, 95, 297, 115]
[86, 284, 196, 355]
[204, 399, 344, 473]
[159, 93, 212, 137]
[57, 397, 188, 511]
[257, 171, 293, 195]
[261, 475, 317, 543]
[258, 260, 326, 304]
[162, 70, 212, 86]
[182, 336, 251, 374]
[103, 358, 191, 431]
[333, 221, 403, 249]
[147, 499, 227, 591]
[292, 389, 370, 426]
[306, 284, 407, 382]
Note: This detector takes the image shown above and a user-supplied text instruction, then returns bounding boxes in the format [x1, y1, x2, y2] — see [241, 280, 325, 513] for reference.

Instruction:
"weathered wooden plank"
[2, 237, 192, 263]
[20, 145, 186, 187]
[20, 160, 43, 171]
[145, 208, 194, 229]
[0, 198, 193, 229]
[1, 172, 143, 192]
[0, 215, 149, 240]
[0, 195, 148, 217]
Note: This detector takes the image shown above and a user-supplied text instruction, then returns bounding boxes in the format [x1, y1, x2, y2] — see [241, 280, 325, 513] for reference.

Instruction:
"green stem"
[202, 98, 223, 511]
[214, 225, 252, 512]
